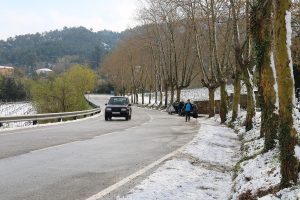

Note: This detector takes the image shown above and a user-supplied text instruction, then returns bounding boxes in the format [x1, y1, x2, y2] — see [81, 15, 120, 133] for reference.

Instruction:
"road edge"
[85, 137, 195, 200]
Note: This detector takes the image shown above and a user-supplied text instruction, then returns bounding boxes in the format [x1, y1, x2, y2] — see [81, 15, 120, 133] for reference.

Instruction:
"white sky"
[0, 0, 139, 40]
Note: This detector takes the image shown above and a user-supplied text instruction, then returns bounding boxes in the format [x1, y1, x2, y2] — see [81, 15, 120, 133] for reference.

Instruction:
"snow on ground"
[259, 186, 300, 200]
[118, 117, 241, 200]
[229, 108, 300, 199]
[232, 148, 281, 199]
[0, 102, 36, 129]
[229, 112, 280, 199]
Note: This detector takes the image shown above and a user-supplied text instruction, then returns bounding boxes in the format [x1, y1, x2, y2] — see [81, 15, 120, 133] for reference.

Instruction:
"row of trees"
[102, 0, 299, 190]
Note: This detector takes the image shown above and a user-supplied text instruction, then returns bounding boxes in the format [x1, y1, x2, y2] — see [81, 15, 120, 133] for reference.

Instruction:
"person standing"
[177, 100, 184, 116]
[183, 99, 193, 122]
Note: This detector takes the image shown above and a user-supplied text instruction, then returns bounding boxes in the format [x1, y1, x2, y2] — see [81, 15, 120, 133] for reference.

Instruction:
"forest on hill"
[0, 27, 120, 73]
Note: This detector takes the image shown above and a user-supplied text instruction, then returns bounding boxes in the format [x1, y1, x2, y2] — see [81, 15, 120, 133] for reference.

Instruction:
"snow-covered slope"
[0, 102, 36, 129]
[118, 117, 241, 200]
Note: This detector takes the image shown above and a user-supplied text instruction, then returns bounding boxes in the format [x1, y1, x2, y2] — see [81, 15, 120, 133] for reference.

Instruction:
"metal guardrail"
[0, 107, 101, 127]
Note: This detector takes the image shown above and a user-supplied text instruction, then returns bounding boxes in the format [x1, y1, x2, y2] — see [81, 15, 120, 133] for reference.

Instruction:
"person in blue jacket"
[183, 99, 193, 122]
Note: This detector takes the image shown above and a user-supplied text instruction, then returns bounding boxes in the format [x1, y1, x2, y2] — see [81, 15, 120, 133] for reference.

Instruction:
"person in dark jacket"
[183, 99, 193, 122]
[177, 101, 184, 115]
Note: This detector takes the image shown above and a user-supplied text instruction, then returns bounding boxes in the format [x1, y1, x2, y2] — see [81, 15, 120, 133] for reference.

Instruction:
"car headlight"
[106, 108, 112, 111]
[121, 108, 127, 112]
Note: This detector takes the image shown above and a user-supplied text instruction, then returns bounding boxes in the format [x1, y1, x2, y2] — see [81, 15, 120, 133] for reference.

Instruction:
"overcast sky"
[0, 0, 139, 40]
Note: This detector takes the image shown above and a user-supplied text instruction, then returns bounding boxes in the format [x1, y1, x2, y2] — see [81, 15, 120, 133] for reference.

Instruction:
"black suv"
[105, 96, 132, 121]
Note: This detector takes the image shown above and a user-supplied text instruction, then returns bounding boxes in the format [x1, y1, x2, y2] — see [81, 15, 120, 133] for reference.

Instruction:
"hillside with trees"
[0, 27, 120, 73]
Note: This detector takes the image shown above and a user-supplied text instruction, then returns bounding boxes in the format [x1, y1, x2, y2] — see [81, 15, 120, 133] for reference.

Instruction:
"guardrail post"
[0, 123, 2, 127]
[33, 120, 38, 125]
[73, 116, 77, 120]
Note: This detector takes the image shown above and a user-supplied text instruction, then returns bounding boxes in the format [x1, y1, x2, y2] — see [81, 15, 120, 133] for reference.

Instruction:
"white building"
[0, 66, 14, 76]
[36, 68, 53, 75]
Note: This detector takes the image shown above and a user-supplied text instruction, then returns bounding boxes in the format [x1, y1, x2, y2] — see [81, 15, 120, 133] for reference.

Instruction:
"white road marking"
[85, 141, 190, 200]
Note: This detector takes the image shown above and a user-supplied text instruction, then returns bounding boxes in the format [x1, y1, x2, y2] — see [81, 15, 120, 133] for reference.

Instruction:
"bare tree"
[230, 0, 256, 131]
[274, 0, 299, 188]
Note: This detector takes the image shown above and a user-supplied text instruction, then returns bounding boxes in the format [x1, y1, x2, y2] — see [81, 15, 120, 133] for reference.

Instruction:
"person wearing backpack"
[183, 99, 193, 122]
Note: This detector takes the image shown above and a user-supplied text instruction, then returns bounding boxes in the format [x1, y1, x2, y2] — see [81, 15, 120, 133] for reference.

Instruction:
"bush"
[0, 76, 27, 102]
[29, 65, 97, 113]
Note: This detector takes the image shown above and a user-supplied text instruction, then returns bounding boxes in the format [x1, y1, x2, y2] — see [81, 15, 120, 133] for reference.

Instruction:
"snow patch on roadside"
[118, 117, 241, 200]
[183, 120, 240, 170]
[118, 159, 232, 200]
[0, 102, 36, 128]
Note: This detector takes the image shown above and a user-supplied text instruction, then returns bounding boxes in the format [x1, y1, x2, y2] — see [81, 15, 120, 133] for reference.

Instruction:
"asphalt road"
[0, 95, 199, 200]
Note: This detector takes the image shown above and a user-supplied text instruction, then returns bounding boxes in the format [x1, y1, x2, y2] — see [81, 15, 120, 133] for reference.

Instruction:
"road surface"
[0, 95, 199, 200]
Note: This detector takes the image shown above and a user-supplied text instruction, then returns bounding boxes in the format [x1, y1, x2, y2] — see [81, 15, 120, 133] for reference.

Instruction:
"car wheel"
[105, 116, 108, 121]
[129, 115, 131, 120]
[125, 116, 129, 121]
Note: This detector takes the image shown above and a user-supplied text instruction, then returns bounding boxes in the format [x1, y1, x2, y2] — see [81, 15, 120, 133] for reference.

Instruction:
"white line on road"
[85, 141, 190, 200]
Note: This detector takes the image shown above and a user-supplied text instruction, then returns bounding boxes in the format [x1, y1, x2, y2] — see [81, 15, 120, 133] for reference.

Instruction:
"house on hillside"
[0, 66, 14, 77]
[36, 68, 53, 76]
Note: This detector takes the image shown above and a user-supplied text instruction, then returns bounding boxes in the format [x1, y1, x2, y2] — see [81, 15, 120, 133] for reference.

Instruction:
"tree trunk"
[231, 73, 241, 122]
[176, 87, 181, 102]
[244, 80, 256, 132]
[170, 85, 174, 104]
[136, 93, 139, 104]
[155, 90, 158, 104]
[260, 53, 279, 150]
[114, 88, 119, 96]
[149, 90, 152, 104]
[220, 81, 228, 123]
[159, 87, 163, 106]
[274, 0, 298, 188]
[251, 0, 278, 150]
[142, 89, 144, 105]
[208, 87, 216, 118]
[164, 84, 168, 106]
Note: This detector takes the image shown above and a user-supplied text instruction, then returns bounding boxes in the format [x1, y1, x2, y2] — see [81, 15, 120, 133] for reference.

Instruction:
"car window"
[108, 97, 128, 105]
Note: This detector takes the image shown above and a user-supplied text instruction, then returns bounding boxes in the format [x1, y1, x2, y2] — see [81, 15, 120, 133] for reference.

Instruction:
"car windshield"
[108, 97, 129, 105]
